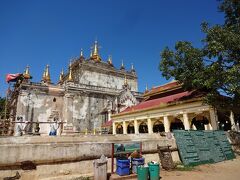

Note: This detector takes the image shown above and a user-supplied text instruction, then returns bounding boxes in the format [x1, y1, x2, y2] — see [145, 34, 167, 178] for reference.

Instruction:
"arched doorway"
[153, 121, 165, 133]
[139, 122, 148, 133]
[170, 118, 185, 131]
[127, 123, 135, 134]
[191, 115, 209, 130]
[116, 124, 123, 134]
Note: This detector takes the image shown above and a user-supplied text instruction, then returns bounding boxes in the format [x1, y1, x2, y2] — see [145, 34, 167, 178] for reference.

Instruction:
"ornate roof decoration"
[107, 55, 113, 66]
[120, 60, 125, 70]
[59, 69, 64, 83]
[131, 63, 135, 73]
[91, 41, 101, 62]
[80, 48, 85, 61]
[67, 61, 74, 82]
[23, 65, 31, 79]
[45, 65, 51, 83]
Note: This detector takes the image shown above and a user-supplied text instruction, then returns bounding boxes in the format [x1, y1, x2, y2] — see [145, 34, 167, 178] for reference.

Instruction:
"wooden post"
[111, 143, 114, 174]
[140, 142, 142, 156]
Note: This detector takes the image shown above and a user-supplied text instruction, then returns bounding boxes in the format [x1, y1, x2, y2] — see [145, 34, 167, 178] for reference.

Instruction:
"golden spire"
[45, 64, 51, 83]
[42, 69, 46, 82]
[120, 60, 125, 70]
[59, 69, 64, 83]
[80, 48, 83, 57]
[91, 41, 101, 62]
[68, 62, 73, 82]
[93, 40, 98, 56]
[107, 55, 113, 65]
[90, 49, 93, 58]
[131, 63, 135, 70]
[145, 84, 148, 92]
[23, 65, 31, 79]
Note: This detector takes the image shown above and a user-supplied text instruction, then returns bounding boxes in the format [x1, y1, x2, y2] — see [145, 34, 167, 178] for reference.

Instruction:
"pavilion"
[111, 81, 221, 134]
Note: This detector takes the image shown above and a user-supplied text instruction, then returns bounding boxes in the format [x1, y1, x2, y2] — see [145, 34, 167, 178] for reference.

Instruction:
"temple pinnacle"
[23, 65, 31, 79]
[108, 55, 113, 65]
[91, 41, 101, 62]
[45, 64, 51, 83]
[120, 60, 125, 70]
[68, 62, 73, 82]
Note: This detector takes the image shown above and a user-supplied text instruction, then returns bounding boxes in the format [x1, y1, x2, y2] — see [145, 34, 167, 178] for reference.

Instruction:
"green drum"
[137, 166, 149, 180]
[148, 162, 160, 180]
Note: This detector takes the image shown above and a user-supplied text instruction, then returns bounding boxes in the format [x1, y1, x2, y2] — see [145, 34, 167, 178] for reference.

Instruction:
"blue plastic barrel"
[132, 158, 145, 173]
[116, 159, 130, 176]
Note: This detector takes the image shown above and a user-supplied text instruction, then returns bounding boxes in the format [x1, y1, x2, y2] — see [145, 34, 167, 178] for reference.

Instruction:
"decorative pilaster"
[112, 122, 116, 135]
[62, 93, 74, 134]
[108, 110, 112, 121]
[164, 116, 170, 132]
[123, 121, 127, 135]
[147, 118, 153, 134]
[183, 113, 190, 130]
[134, 120, 139, 134]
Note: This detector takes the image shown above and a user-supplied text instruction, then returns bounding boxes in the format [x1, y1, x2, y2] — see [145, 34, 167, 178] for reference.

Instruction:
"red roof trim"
[121, 91, 193, 114]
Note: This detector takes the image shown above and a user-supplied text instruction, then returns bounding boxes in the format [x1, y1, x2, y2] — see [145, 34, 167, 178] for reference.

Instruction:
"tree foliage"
[159, 0, 240, 113]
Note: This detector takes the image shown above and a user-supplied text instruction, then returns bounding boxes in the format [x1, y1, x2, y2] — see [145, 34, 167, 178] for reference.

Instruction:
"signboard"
[114, 142, 141, 155]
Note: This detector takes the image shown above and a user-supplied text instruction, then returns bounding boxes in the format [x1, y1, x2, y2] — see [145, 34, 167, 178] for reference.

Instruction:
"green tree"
[159, 0, 240, 113]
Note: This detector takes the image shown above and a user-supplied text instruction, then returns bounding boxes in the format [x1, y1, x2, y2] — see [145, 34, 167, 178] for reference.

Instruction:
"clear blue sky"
[0, 0, 224, 97]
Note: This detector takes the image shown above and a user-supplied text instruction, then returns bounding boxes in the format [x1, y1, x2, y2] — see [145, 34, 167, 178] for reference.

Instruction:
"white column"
[208, 124, 213, 130]
[108, 110, 111, 121]
[204, 124, 209, 130]
[134, 120, 139, 134]
[209, 108, 218, 130]
[192, 124, 197, 130]
[147, 118, 153, 134]
[112, 122, 116, 134]
[183, 113, 190, 130]
[164, 116, 170, 132]
[230, 111, 237, 130]
[123, 121, 127, 134]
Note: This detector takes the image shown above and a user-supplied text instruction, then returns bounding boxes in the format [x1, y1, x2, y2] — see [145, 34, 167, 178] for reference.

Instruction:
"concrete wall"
[15, 89, 64, 135]
[0, 134, 179, 179]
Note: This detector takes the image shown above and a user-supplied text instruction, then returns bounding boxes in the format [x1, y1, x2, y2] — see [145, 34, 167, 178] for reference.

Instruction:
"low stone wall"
[0, 134, 179, 179]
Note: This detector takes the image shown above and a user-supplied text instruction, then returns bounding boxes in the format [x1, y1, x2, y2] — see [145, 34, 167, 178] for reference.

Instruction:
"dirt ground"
[160, 156, 240, 180]
[3, 156, 240, 180]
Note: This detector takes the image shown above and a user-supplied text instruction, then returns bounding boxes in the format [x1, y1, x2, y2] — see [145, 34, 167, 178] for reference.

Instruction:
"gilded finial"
[68, 61, 73, 82]
[80, 48, 83, 57]
[93, 40, 98, 56]
[90, 49, 93, 58]
[145, 84, 148, 92]
[23, 65, 31, 79]
[91, 40, 101, 62]
[107, 55, 113, 65]
[42, 69, 46, 82]
[131, 63, 135, 70]
[120, 60, 125, 70]
[59, 69, 64, 83]
[45, 64, 51, 83]
[131, 63, 136, 73]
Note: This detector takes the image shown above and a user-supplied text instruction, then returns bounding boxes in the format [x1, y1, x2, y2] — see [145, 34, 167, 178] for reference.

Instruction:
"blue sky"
[0, 0, 224, 96]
